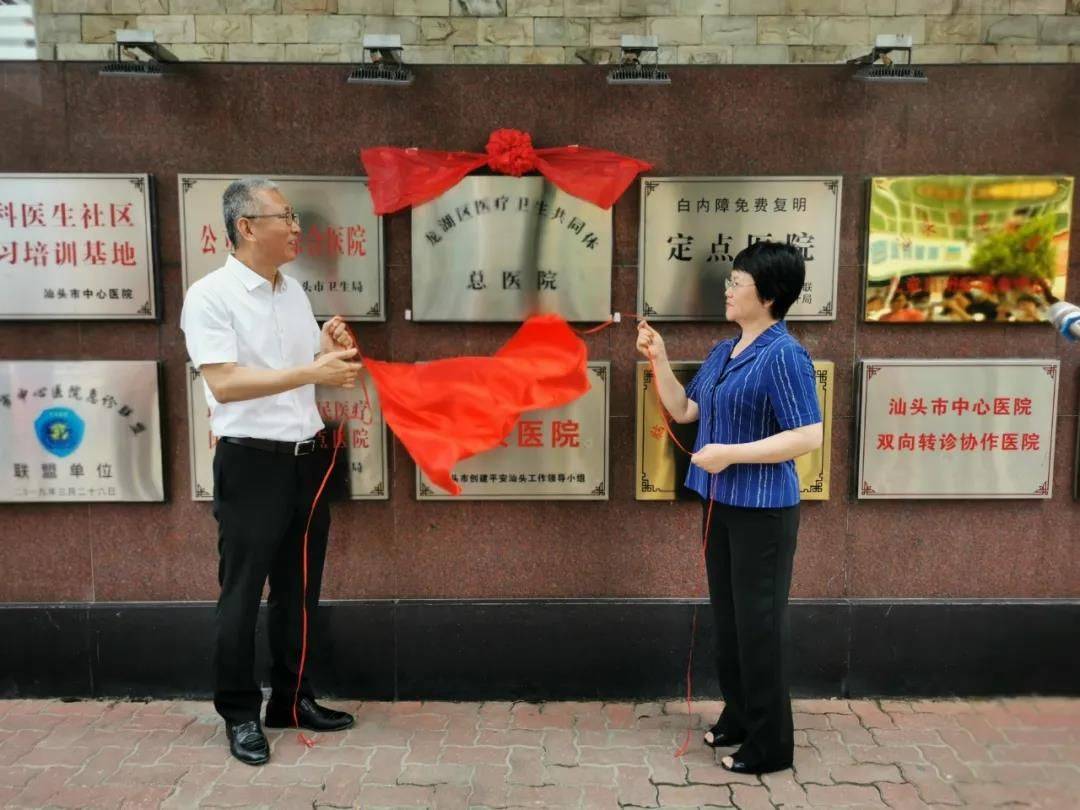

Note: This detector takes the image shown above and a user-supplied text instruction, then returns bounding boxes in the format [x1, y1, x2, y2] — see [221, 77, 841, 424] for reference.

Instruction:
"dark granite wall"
[1, 63, 1077, 604]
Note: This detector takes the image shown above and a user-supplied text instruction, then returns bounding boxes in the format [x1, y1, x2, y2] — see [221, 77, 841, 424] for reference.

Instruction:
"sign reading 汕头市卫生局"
[179, 175, 384, 320]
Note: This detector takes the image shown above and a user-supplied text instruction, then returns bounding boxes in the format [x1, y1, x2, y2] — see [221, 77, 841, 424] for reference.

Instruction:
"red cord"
[674, 482, 716, 758]
[291, 325, 369, 748]
[574, 314, 714, 758]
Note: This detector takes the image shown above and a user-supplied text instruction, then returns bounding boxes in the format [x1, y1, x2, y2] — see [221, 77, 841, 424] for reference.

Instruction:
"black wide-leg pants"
[703, 500, 800, 767]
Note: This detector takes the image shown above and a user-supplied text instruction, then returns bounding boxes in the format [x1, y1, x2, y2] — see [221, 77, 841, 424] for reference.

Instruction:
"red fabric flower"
[485, 128, 538, 176]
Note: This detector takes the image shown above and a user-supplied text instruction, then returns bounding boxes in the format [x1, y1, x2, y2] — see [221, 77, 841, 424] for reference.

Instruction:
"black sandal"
[720, 752, 792, 775]
[703, 720, 745, 749]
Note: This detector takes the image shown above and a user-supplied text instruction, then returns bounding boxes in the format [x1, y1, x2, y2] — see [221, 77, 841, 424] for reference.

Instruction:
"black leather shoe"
[720, 753, 792, 775]
[264, 696, 354, 732]
[226, 720, 270, 766]
[703, 720, 746, 749]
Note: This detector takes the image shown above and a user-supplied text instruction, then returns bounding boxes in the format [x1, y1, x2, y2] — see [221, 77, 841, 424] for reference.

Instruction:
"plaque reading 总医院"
[856, 359, 1059, 499]
[410, 177, 612, 322]
[634, 360, 834, 501]
[638, 177, 841, 321]
[179, 175, 384, 320]
[0, 173, 157, 319]
[0, 361, 163, 502]
[186, 364, 389, 501]
[416, 363, 609, 500]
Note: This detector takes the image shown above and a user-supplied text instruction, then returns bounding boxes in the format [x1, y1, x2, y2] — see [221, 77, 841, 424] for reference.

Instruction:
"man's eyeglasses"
[240, 210, 300, 227]
[724, 277, 756, 291]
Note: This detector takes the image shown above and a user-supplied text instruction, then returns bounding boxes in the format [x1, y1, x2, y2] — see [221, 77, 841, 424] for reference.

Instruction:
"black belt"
[219, 434, 322, 456]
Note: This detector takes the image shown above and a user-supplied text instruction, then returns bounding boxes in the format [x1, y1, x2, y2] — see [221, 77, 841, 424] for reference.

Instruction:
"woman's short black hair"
[732, 240, 806, 320]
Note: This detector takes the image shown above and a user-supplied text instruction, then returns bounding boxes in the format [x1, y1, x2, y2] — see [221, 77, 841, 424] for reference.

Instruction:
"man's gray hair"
[222, 177, 279, 249]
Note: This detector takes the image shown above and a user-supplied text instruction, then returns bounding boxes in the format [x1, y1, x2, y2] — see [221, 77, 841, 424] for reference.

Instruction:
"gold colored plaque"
[635, 360, 833, 501]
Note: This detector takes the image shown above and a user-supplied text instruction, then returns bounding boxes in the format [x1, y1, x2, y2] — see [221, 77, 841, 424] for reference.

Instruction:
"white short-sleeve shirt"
[180, 254, 325, 442]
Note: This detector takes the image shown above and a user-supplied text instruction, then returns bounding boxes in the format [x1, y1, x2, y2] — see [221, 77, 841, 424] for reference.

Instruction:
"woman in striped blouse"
[636, 240, 824, 775]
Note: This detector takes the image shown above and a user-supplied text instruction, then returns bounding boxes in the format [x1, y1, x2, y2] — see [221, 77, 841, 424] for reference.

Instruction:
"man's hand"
[308, 348, 363, 389]
[320, 316, 355, 355]
[690, 443, 737, 474]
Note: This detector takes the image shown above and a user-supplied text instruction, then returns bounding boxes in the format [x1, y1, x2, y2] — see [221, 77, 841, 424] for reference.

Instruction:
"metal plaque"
[411, 177, 612, 322]
[0, 173, 157, 320]
[416, 362, 610, 500]
[186, 363, 389, 501]
[0, 361, 163, 502]
[635, 360, 833, 501]
[179, 175, 385, 320]
[1074, 393, 1080, 502]
[856, 359, 1059, 499]
[638, 177, 841, 321]
[864, 176, 1072, 324]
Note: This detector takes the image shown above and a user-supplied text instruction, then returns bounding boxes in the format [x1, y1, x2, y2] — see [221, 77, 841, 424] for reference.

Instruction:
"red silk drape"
[361, 314, 590, 495]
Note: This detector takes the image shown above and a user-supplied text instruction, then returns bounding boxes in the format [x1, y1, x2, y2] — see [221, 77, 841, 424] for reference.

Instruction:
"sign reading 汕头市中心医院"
[856, 359, 1059, 499]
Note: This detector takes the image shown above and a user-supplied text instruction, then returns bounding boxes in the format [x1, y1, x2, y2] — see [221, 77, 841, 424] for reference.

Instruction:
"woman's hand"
[690, 443, 737, 474]
[636, 319, 668, 363]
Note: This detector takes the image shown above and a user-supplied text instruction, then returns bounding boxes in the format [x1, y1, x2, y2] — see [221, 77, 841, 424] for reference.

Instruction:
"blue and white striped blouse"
[684, 321, 822, 508]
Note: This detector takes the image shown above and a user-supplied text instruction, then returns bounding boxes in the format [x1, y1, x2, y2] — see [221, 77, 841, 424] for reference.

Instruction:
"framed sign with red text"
[857, 359, 1059, 499]
[186, 364, 388, 501]
[180, 175, 384, 320]
[0, 173, 157, 320]
[416, 362, 609, 500]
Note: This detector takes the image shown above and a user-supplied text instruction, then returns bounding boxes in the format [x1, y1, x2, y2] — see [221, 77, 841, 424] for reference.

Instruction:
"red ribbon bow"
[360, 128, 652, 215]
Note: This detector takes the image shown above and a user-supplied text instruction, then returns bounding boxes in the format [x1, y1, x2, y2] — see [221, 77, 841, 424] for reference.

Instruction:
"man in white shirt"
[180, 178, 363, 766]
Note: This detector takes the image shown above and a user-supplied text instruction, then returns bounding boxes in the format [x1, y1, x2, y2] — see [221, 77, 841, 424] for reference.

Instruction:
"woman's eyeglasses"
[724, 277, 756, 291]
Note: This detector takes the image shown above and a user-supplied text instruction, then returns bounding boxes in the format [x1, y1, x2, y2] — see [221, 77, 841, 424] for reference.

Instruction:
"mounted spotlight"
[608, 35, 670, 86]
[100, 29, 176, 77]
[347, 33, 413, 86]
[848, 34, 927, 84]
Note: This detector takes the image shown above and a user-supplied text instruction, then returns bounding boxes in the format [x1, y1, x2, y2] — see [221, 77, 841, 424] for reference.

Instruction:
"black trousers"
[211, 438, 332, 723]
[703, 499, 800, 767]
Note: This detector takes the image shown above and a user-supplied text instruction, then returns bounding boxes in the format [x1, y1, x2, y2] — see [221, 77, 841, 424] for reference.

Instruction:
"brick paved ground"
[0, 697, 1077, 808]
